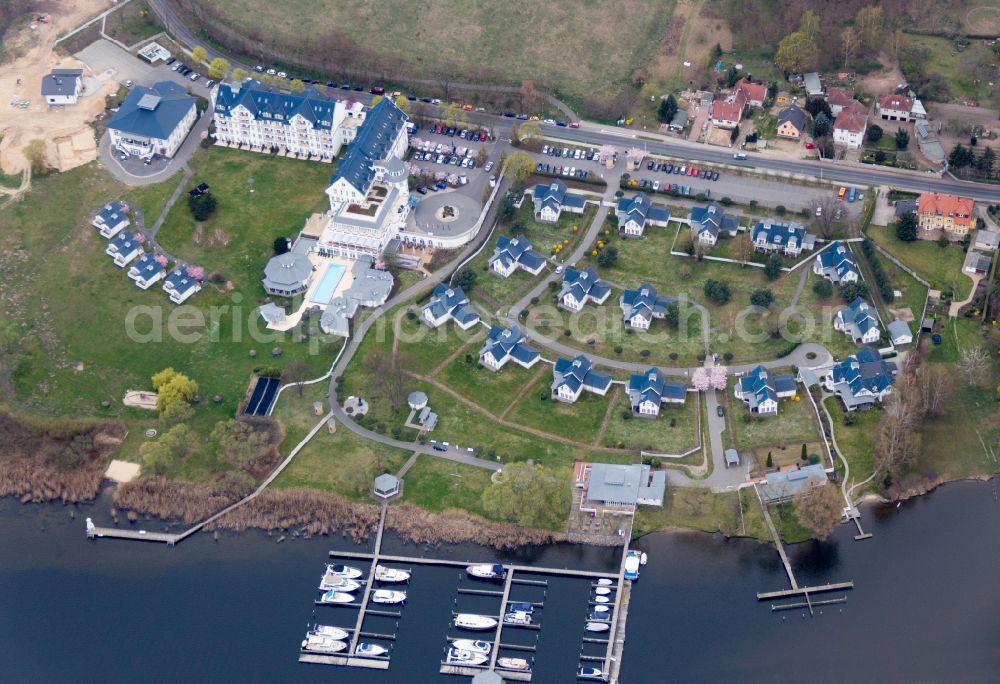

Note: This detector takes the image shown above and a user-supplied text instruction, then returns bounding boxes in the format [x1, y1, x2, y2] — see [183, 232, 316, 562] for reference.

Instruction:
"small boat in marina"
[503, 610, 532, 626]
[508, 602, 534, 614]
[594, 587, 612, 596]
[593, 596, 610, 604]
[454, 614, 498, 631]
[370, 589, 406, 605]
[578, 666, 607, 679]
[309, 625, 350, 641]
[319, 589, 356, 604]
[452, 639, 492, 654]
[446, 648, 489, 666]
[354, 642, 388, 657]
[319, 577, 361, 592]
[497, 657, 531, 671]
[467, 563, 505, 580]
[326, 564, 363, 579]
[624, 551, 641, 581]
[591, 605, 609, 614]
[374, 565, 410, 583]
[585, 621, 610, 633]
[640, 552, 648, 565]
[596, 578, 614, 587]
[301, 634, 347, 654]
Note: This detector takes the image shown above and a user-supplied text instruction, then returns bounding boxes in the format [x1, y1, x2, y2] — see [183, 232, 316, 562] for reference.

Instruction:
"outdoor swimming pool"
[310, 263, 346, 304]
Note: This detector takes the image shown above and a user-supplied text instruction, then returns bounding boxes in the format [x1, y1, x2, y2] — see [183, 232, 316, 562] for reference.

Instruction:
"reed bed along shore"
[386, 504, 562, 550]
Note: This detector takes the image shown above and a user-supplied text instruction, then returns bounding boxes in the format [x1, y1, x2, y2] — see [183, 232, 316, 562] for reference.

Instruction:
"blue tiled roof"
[131, 254, 165, 278]
[621, 284, 675, 321]
[818, 241, 858, 281]
[330, 97, 408, 195]
[752, 220, 806, 248]
[108, 230, 139, 253]
[108, 81, 195, 140]
[492, 235, 545, 271]
[831, 346, 895, 398]
[163, 269, 196, 291]
[214, 80, 340, 130]
[95, 201, 128, 226]
[689, 202, 736, 238]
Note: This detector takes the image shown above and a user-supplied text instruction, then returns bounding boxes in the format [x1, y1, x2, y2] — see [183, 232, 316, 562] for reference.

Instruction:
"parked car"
[165, 57, 176, 65]
[653, 180, 660, 191]
[266, 68, 277, 75]
[277, 71, 287, 78]
[717, 406, 724, 417]
[569, 122, 580, 128]
[804, 142, 815, 149]
[556, 120, 568, 126]
[484, 161, 494, 172]
[432, 443, 447, 452]
[416, 187, 428, 195]
[326, 81, 338, 88]
[253, 65, 264, 72]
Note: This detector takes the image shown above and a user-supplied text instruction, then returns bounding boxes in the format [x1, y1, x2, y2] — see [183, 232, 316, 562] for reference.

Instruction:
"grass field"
[877, 252, 929, 337]
[601, 392, 698, 453]
[823, 397, 880, 493]
[726, 388, 822, 453]
[867, 226, 972, 300]
[400, 455, 494, 517]
[902, 34, 996, 105]
[504, 374, 610, 443]
[201, 0, 676, 112]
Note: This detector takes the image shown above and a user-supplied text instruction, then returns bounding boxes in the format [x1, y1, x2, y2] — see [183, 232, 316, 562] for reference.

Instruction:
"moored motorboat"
[310, 625, 350, 641]
[374, 565, 410, 583]
[370, 589, 406, 605]
[594, 587, 612, 596]
[467, 563, 505, 580]
[354, 642, 388, 657]
[454, 614, 498, 631]
[640, 552, 648, 565]
[301, 634, 347, 654]
[593, 596, 610, 604]
[319, 589, 356, 604]
[326, 564, 363, 579]
[446, 648, 489, 666]
[596, 578, 614, 587]
[452, 639, 492, 654]
[579, 666, 607, 679]
[624, 550, 641, 581]
[508, 602, 534, 614]
[585, 621, 610, 633]
[497, 656, 531, 671]
[503, 610, 532, 626]
[319, 576, 362, 592]
[591, 604, 609, 614]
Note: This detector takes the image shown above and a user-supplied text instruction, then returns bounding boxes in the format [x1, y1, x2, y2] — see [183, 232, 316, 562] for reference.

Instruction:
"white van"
[733, 153, 747, 160]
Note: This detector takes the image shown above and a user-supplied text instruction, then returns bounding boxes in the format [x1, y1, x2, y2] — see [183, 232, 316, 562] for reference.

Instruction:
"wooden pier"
[488, 571, 516, 669]
[85, 524, 180, 544]
[328, 550, 612, 579]
[348, 503, 389, 655]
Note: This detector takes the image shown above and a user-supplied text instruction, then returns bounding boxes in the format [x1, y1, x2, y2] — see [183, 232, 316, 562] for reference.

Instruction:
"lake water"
[2, 480, 999, 683]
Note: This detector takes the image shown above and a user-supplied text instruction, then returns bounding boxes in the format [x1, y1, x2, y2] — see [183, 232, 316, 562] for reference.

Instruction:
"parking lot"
[76, 39, 214, 99]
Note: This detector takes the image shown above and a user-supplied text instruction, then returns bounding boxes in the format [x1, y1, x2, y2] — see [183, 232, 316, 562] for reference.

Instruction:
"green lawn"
[867, 226, 972, 300]
[877, 252, 929, 337]
[903, 34, 996, 104]
[823, 397, 880, 493]
[438, 356, 538, 416]
[726, 386, 822, 452]
[400, 455, 495, 518]
[505, 373, 610, 442]
[601, 391, 699, 453]
[632, 487, 772, 542]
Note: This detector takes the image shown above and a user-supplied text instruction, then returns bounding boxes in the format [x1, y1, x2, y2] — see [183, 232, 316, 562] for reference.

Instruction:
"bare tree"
[793, 482, 844, 540]
[874, 392, 920, 484]
[519, 80, 536, 114]
[281, 359, 311, 397]
[914, 363, 952, 417]
[733, 231, 754, 266]
[364, 351, 411, 413]
[841, 27, 859, 70]
[813, 196, 845, 239]
[957, 346, 989, 387]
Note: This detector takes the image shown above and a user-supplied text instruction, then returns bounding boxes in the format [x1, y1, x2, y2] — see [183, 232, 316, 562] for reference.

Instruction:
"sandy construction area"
[0, 0, 113, 177]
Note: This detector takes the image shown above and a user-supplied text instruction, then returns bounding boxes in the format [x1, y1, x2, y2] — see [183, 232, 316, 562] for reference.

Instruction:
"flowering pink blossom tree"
[710, 365, 727, 390]
[627, 147, 644, 165]
[153, 254, 168, 266]
[598, 144, 616, 162]
[185, 265, 205, 280]
[134, 233, 146, 243]
[691, 367, 711, 391]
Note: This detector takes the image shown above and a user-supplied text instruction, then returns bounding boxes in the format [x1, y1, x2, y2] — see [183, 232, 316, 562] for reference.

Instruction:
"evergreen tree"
[895, 212, 918, 241]
[977, 147, 996, 177]
[801, 443, 808, 461]
[766, 452, 774, 468]
[657, 94, 678, 124]
[895, 127, 909, 150]
[949, 144, 969, 168]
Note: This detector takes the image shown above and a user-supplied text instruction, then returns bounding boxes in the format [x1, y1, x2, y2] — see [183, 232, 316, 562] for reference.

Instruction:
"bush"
[775, 205, 786, 215]
[620, 410, 632, 421]
[188, 192, 217, 221]
[639, 349, 651, 358]
[669, 352, 679, 360]
[842, 412, 857, 426]
[563, 329, 572, 337]
[614, 345, 623, 354]
[703, 279, 732, 305]
[720, 197, 733, 206]
[723, 352, 733, 362]
[750, 289, 774, 307]
[812, 279, 833, 299]
[763, 254, 782, 281]
[454, 268, 478, 290]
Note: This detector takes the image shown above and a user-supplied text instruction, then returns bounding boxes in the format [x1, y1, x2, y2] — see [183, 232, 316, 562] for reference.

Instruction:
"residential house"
[750, 220, 815, 257]
[710, 95, 744, 129]
[559, 267, 611, 312]
[813, 241, 860, 286]
[887, 320, 913, 346]
[734, 77, 768, 108]
[803, 72, 823, 97]
[317, 97, 410, 259]
[627, 367, 688, 417]
[668, 109, 689, 132]
[551, 355, 612, 403]
[689, 202, 738, 247]
[833, 105, 868, 149]
[489, 234, 547, 278]
[41, 68, 83, 106]
[577, 461, 666, 512]
[105, 231, 143, 267]
[894, 198, 918, 218]
[422, 283, 480, 329]
[212, 79, 349, 161]
[162, 269, 202, 304]
[620, 284, 675, 331]
[107, 81, 197, 159]
[826, 87, 860, 117]
[532, 179, 587, 223]
[834, 297, 882, 345]
[875, 93, 913, 121]
[734, 365, 796, 416]
[917, 192, 975, 235]
[758, 464, 828, 504]
[92, 201, 130, 239]
[776, 104, 807, 139]
[974, 230, 1000, 252]
[128, 254, 167, 290]
[262, 242, 314, 297]
[615, 192, 671, 237]
[479, 325, 540, 371]
[823, 346, 895, 411]
[964, 250, 992, 275]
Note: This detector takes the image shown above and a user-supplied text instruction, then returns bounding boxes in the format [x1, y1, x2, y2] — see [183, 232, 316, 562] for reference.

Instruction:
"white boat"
[310, 625, 350, 641]
[579, 666, 606, 679]
[452, 639, 492, 654]
[454, 614, 498, 631]
[467, 563, 505, 580]
[446, 648, 489, 666]
[591, 605, 609, 614]
[585, 621, 610, 633]
[371, 589, 406, 605]
[503, 610, 532, 625]
[594, 587, 612, 596]
[508, 602, 534, 614]
[593, 596, 610, 604]
[596, 578, 614, 587]
[319, 589, 356, 604]
[497, 656, 531, 671]
[301, 635, 347, 654]
[624, 551, 641, 581]
[319, 576, 362, 592]
[326, 563, 363, 579]
[374, 565, 411, 583]
[354, 642, 388, 657]
[640, 552, 648, 566]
